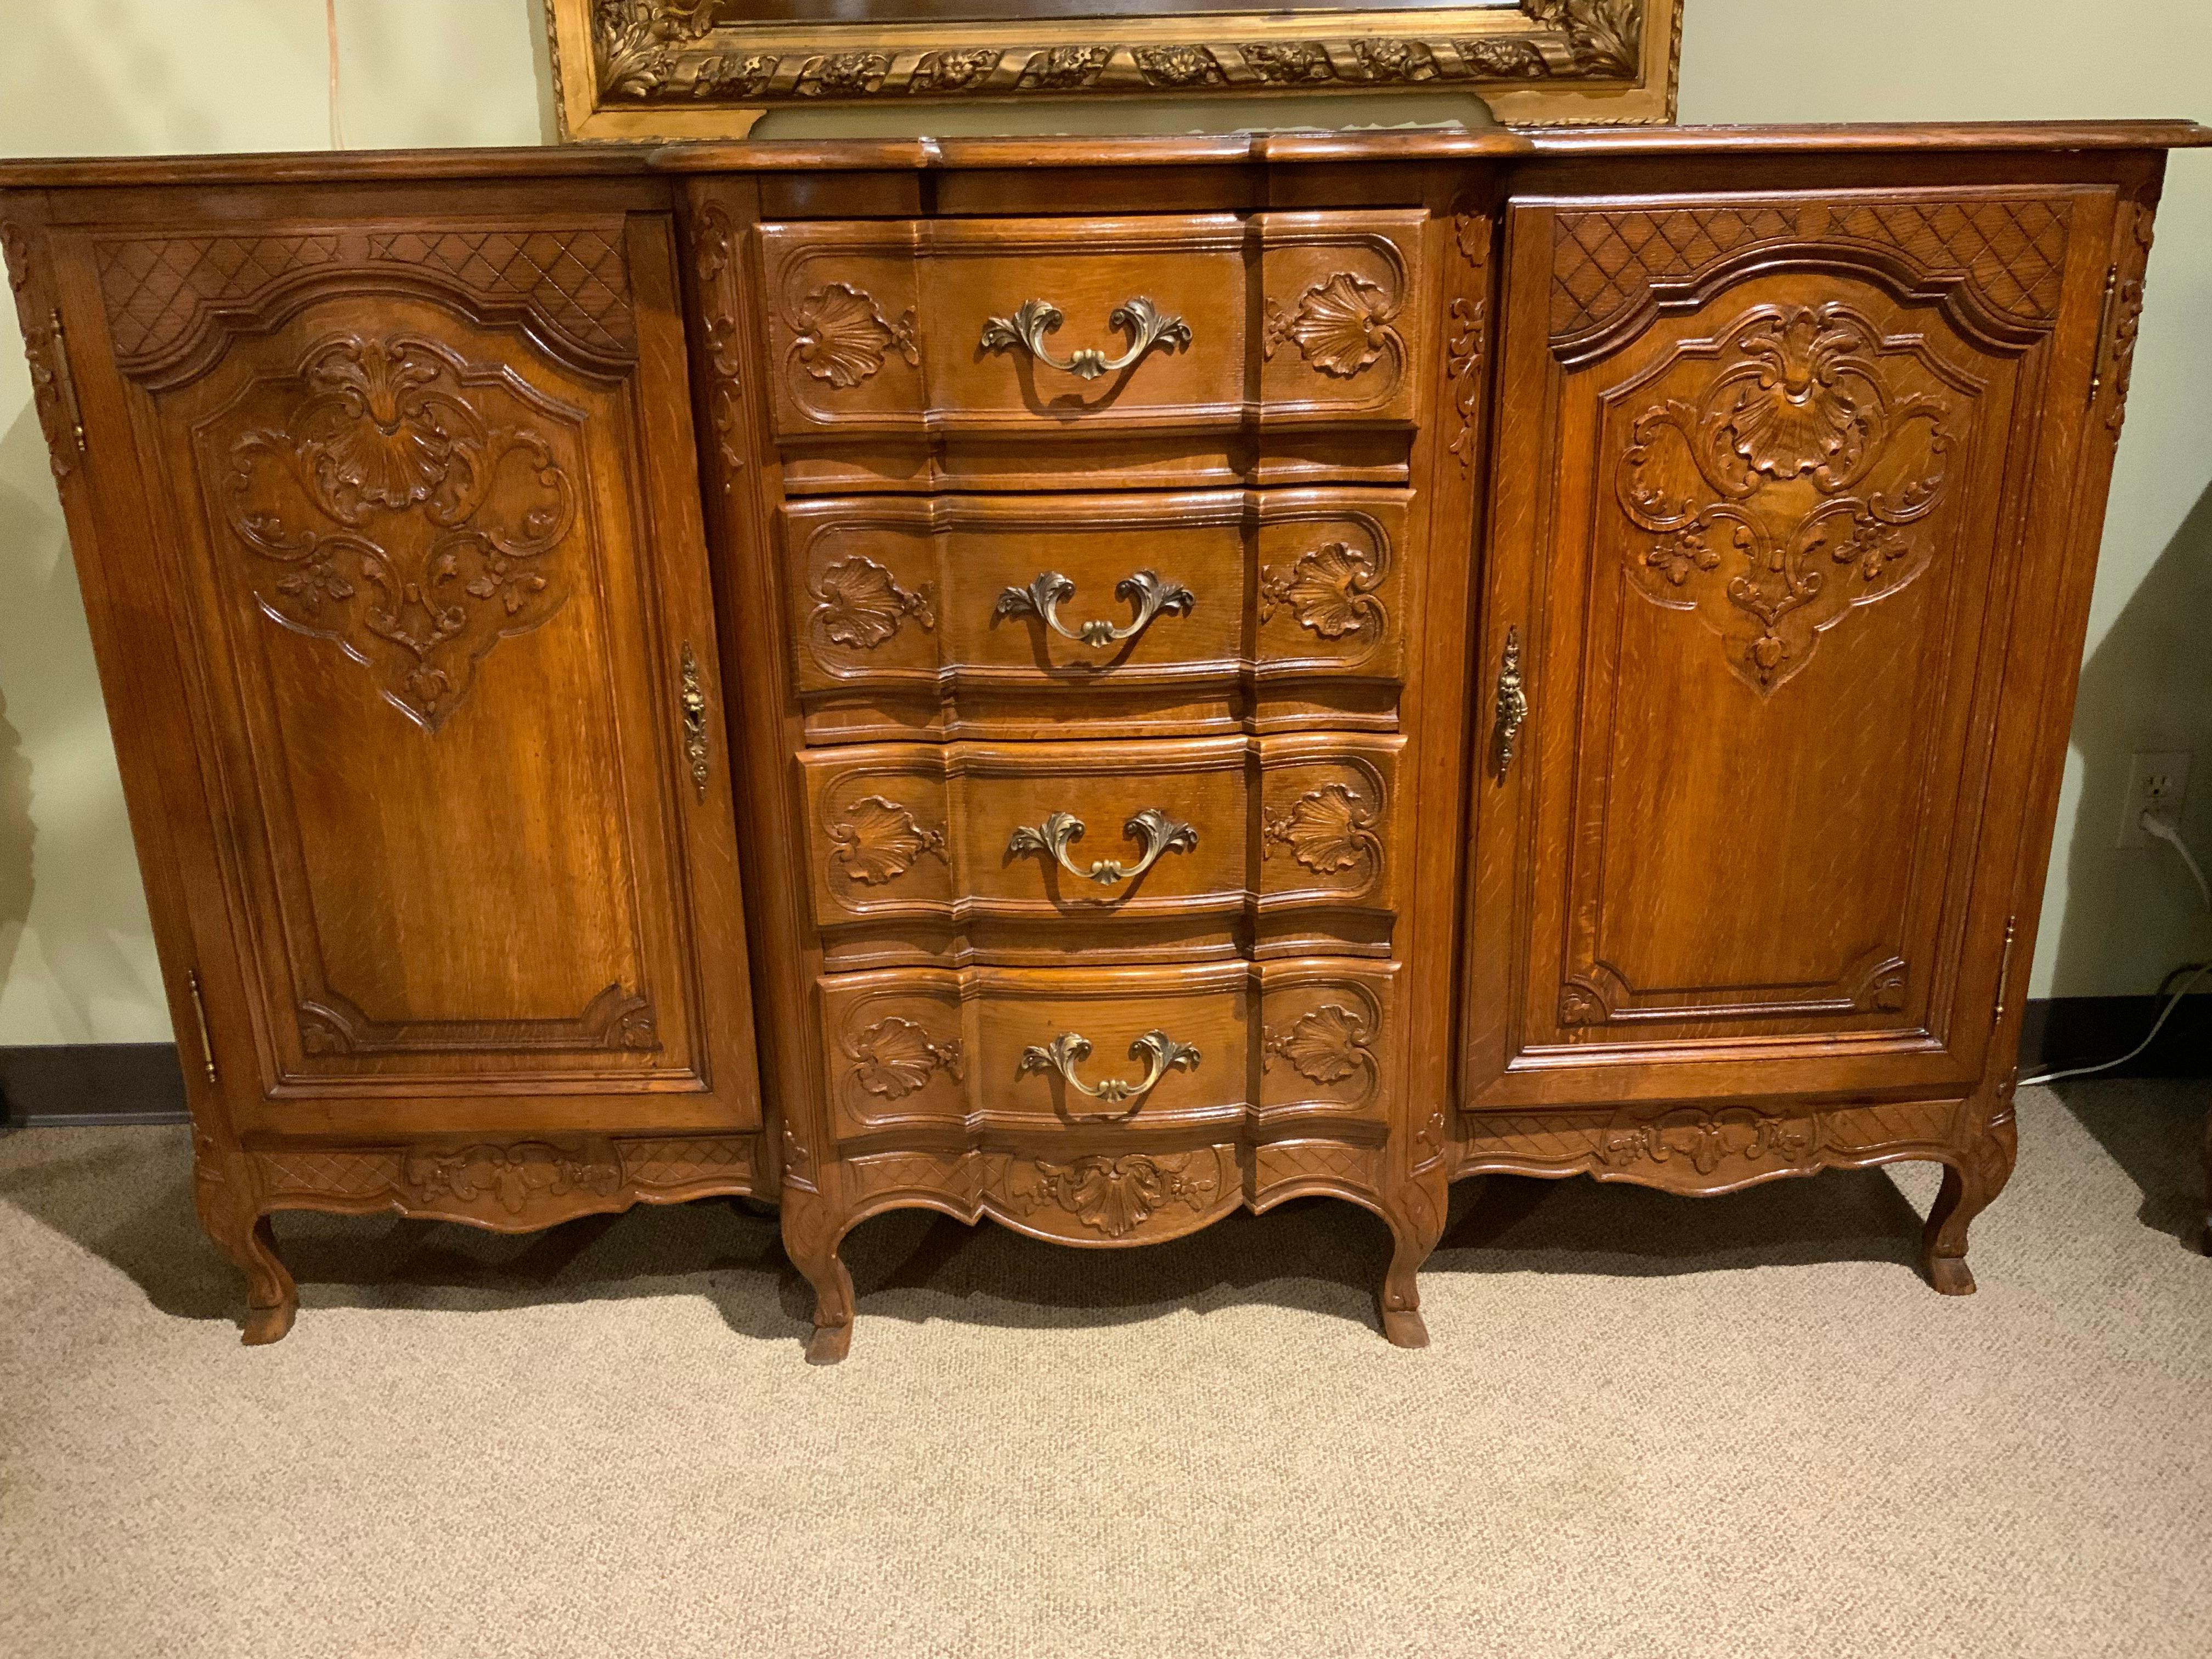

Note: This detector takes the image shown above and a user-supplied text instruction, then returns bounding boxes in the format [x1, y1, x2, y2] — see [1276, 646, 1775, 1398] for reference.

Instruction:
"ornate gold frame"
[548, 1, 1683, 140]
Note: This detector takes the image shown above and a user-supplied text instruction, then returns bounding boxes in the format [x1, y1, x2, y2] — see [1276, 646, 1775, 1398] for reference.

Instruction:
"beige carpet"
[2, 1081, 2208, 1659]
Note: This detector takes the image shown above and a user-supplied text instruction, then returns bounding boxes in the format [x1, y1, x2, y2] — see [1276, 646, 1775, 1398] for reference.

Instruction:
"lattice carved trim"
[93, 223, 636, 379]
[1551, 196, 2074, 345]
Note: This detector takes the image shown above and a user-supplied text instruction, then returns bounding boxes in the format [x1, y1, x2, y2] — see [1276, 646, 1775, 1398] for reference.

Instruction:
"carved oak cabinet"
[3, 124, 2201, 1357]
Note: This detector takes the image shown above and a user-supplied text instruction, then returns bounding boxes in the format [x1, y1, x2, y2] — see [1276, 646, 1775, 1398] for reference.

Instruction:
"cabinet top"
[0, 121, 2205, 189]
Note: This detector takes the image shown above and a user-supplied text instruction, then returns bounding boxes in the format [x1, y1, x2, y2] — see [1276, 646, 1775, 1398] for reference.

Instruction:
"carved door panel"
[1465, 189, 2112, 1109]
[71, 210, 760, 1133]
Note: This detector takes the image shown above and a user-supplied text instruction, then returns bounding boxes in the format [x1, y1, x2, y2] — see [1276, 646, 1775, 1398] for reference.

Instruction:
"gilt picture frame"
[548, 0, 1683, 140]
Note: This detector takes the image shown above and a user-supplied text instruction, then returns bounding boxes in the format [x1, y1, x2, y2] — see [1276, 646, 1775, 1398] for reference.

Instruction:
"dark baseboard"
[0, 1043, 188, 1128]
[2017, 992, 2212, 1082]
[1, 995, 2203, 1129]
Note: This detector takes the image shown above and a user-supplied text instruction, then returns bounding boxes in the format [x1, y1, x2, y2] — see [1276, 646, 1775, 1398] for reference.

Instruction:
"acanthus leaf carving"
[1447, 199, 1491, 475]
[584, 3, 1654, 108]
[1262, 1003, 1376, 1085]
[1526, 0, 1643, 76]
[1259, 541, 1386, 640]
[4, 224, 85, 481]
[788, 281, 917, 389]
[809, 556, 936, 651]
[1263, 782, 1384, 876]
[1263, 271, 1402, 379]
[224, 334, 579, 731]
[1453, 204, 1491, 270]
[2104, 204, 2155, 437]
[844, 1015, 964, 1099]
[828, 795, 947, 885]
[1446, 296, 1486, 475]
[690, 202, 747, 483]
[1596, 1105, 1822, 1178]
[1000, 1152, 1220, 1240]
[400, 1140, 623, 1217]
[592, 0, 719, 98]
[1616, 303, 1951, 695]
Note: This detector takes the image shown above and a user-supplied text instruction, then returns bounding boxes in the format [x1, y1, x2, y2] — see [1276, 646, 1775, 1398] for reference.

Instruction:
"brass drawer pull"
[980, 296, 1191, 381]
[995, 569, 1195, 648]
[1019, 1030, 1201, 1108]
[1007, 808, 1197, 887]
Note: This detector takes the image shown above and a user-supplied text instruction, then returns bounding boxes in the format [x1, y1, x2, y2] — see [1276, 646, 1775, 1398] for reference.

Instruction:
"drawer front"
[800, 736, 1404, 966]
[759, 211, 1429, 488]
[818, 960, 1398, 1143]
[786, 488, 1410, 740]
[761, 215, 1242, 436]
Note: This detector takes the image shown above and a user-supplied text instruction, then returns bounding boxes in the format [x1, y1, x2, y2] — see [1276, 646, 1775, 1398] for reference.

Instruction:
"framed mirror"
[549, 0, 1683, 139]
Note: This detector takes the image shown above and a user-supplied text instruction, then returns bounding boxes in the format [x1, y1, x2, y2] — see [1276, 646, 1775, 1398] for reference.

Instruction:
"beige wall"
[0, 0, 2205, 1045]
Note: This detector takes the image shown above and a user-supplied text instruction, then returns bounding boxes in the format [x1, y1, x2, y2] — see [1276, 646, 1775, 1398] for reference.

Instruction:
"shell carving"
[810, 556, 935, 651]
[1266, 272, 1402, 379]
[1618, 303, 1952, 694]
[1262, 1003, 1375, 1085]
[1259, 541, 1386, 639]
[1002, 1153, 1218, 1240]
[789, 281, 917, 388]
[223, 334, 575, 731]
[1262, 782, 1384, 876]
[828, 796, 946, 885]
[845, 1015, 964, 1099]
[303, 339, 453, 511]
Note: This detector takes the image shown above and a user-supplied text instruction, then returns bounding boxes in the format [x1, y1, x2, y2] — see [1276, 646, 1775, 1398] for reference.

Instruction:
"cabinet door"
[66, 204, 759, 1133]
[1465, 189, 2111, 1109]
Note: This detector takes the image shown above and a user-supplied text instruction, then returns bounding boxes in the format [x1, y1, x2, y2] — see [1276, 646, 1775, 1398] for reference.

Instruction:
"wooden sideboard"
[4, 123, 2203, 1358]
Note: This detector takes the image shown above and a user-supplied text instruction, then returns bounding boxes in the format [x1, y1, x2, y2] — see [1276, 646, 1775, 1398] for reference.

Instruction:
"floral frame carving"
[548, 0, 1683, 140]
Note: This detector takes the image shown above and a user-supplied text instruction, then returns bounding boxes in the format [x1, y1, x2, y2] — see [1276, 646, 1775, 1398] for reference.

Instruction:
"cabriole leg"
[1379, 1172, 1447, 1348]
[782, 1185, 855, 1364]
[1923, 1102, 2018, 1296]
[193, 1133, 298, 1344]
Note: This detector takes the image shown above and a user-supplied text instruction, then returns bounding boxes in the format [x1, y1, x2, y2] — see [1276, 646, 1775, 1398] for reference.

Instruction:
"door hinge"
[2087, 263, 2119, 406]
[44, 309, 87, 458]
[187, 969, 217, 1083]
[1991, 917, 2018, 1030]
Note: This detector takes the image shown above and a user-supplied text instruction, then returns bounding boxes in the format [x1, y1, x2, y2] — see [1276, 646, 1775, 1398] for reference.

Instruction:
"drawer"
[800, 735, 1404, 967]
[786, 488, 1412, 741]
[817, 959, 1398, 1144]
[758, 211, 1430, 490]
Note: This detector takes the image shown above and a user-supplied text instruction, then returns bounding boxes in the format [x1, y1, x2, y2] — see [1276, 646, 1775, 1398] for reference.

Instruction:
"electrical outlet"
[2119, 751, 2191, 847]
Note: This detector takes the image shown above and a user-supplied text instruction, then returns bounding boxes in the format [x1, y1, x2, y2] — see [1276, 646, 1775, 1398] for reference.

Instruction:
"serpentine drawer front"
[816, 960, 1398, 1146]
[5, 123, 2199, 1359]
[800, 735, 1404, 967]
[757, 209, 1430, 490]
[783, 488, 1412, 742]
